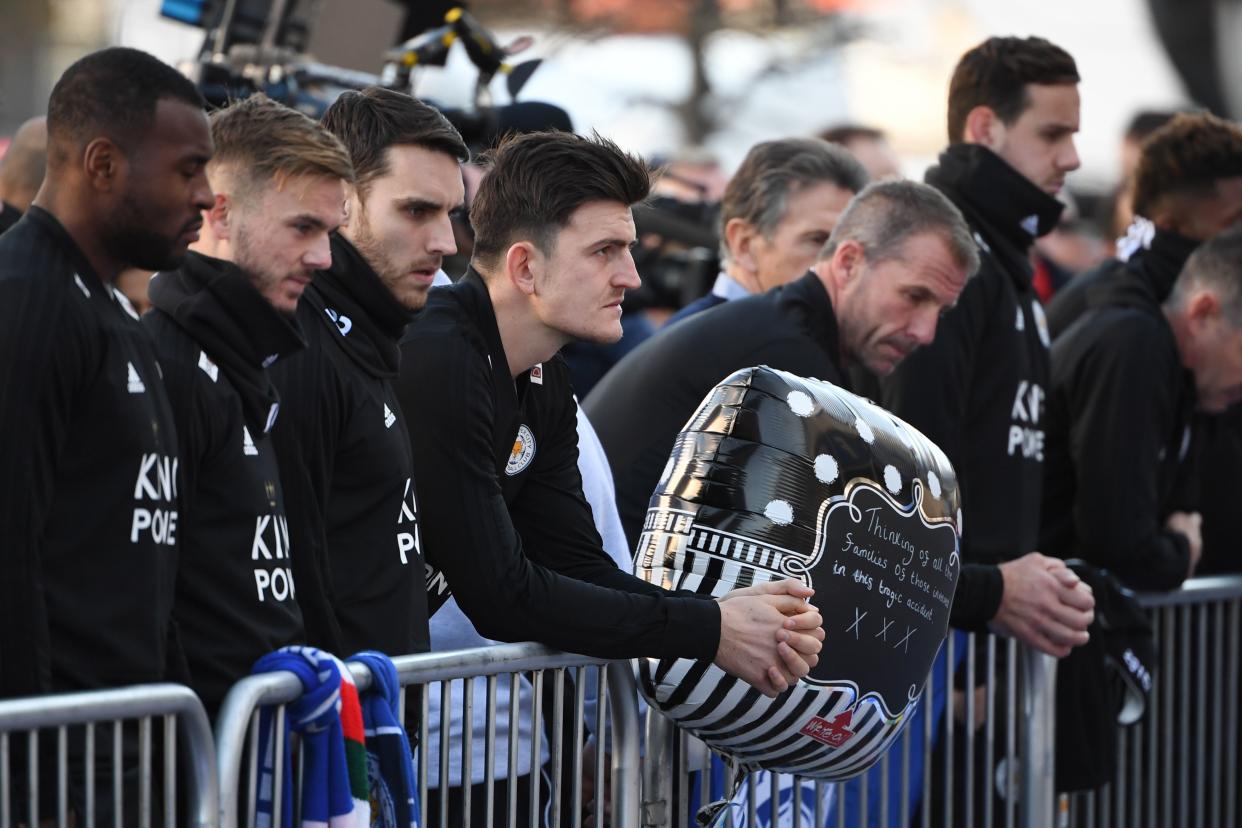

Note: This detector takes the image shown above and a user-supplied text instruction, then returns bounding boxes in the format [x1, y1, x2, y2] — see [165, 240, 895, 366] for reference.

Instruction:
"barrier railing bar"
[985, 633, 996, 828]
[1226, 599, 1240, 828]
[56, 724, 67, 828]
[944, 631, 954, 828]
[966, 632, 976, 828]
[462, 676, 475, 827]
[438, 679, 450, 828]
[1210, 602, 1223, 828]
[530, 669, 544, 828]
[1177, 605, 1190, 828]
[485, 674, 499, 828]
[550, 668, 565, 828]
[1134, 576, 1242, 608]
[570, 667, 584, 828]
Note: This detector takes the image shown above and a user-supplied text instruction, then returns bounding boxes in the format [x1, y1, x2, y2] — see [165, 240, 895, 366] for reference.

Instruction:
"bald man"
[0, 116, 47, 234]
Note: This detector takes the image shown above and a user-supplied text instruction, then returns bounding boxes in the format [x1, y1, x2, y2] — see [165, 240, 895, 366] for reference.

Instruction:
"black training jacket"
[269, 235, 426, 658]
[143, 252, 306, 715]
[397, 269, 720, 660]
[1045, 228, 1199, 340]
[0, 202, 21, 236]
[1040, 267, 1196, 590]
[0, 207, 180, 699]
[880, 145, 1063, 567]
[587, 269, 1003, 632]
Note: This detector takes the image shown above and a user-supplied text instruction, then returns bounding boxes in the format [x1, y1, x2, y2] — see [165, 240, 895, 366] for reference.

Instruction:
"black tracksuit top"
[268, 235, 426, 659]
[0, 207, 180, 698]
[1041, 266, 1196, 591]
[397, 269, 720, 660]
[142, 252, 306, 714]
[586, 269, 1003, 631]
[880, 145, 1064, 567]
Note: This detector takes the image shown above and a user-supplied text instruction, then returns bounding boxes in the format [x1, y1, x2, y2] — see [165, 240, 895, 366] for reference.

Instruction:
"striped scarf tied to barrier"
[253, 646, 371, 828]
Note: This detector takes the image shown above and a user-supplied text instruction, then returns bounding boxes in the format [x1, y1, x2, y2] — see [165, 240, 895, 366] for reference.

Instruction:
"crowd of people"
[1, 28, 1240, 825]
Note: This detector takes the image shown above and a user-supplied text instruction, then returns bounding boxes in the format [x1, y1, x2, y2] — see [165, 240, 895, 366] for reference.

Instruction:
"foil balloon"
[635, 366, 961, 779]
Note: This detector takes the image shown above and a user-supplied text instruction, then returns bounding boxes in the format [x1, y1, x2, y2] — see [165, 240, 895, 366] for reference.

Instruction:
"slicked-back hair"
[320, 87, 468, 197]
[209, 94, 354, 201]
[1132, 113, 1242, 218]
[46, 47, 204, 168]
[819, 179, 980, 278]
[720, 138, 868, 262]
[947, 36, 1079, 145]
[470, 131, 651, 270]
[1167, 224, 1242, 326]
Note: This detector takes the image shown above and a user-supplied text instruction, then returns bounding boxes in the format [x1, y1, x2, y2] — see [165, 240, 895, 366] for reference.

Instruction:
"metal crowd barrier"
[214, 642, 642, 828]
[1061, 574, 1242, 828]
[641, 635, 1056, 828]
[0, 683, 218, 828]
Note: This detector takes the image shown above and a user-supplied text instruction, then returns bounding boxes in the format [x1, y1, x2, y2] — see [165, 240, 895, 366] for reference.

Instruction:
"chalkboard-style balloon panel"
[635, 366, 961, 779]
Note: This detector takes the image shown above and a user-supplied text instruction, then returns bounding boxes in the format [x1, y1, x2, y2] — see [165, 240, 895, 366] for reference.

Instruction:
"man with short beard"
[142, 95, 352, 718]
[0, 47, 212, 818]
[269, 87, 467, 659]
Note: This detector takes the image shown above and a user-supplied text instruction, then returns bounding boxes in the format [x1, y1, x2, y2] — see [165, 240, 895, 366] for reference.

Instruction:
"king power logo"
[396, 477, 421, 565]
[1007, 380, 1045, 461]
[131, 453, 177, 546]
[252, 513, 295, 602]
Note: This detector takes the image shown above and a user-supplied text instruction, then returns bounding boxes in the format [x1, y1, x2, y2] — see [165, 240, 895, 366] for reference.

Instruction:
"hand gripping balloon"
[635, 366, 961, 779]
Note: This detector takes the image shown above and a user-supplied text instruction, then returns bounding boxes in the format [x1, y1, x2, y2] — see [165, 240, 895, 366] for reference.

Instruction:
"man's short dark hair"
[946, 36, 1080, 144]
[320, 87, 468, 197]
[1131, 113, 1242, 218]
[720, 138, 868, 263]
[46, 47, 204, 167]
[819, 124, 887, 147]
[470, 131, 651, 269]
[1167, 224, 1242, 325]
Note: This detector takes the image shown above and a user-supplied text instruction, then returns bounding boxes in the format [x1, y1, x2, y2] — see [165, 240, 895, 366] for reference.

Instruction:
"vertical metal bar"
[901, 713, 912, 828]
[1147, 607, 1159, 828]
[679, 732, 691, 825]
[530, 670, 545, 828]
[1210, 602, 1224, 828]
[1224, 600, 1240, 828]
[114, 718, 123, 828]
[924, 670, 934, 828]
[56, 725, 67, 828]
[592, 667, 605, 828]
[1131, 728, 1143, 828]
[439, 680, 452, 828]
[1161, 606, 1174, 828]
[271, 706, 285, 828]
[836, 779, 846, 828]
[463, 677, 475, 828]
[570, 669, 584, 828]
[1195, 603, 1207, 828]
[1005, 637, 1017, 828]
[1085, 790, 1095, 828]
[860, 759, 870, 826]
[746, 768, 757, 828]
[965, 632, 976, 828]
[550, 668, 565, 828]
[140, 715, 152, 828]
[1178, 605, 1190, 828]
[1100, 783, 1110, 827]
[880, 751, 890, 828]
[945, 632, 955, 828]
[815, 780, 826, 828]
[642, 709, 674, 828]
[1115, 729, 1127, 828]
[246, 711, 259, 828]
[27, 730, 38, 828]
[486, 674, 499, 828]
[164, 714, 176, 828]
[419, 685, 430, 828]
[0, 731, 8, 828]
[985, 633, 997, 828]
[1019, 647, 1057, 828]
[87, 724, 100, 828]
[765, 769, 775, 828]
[508, 673, 520, 828]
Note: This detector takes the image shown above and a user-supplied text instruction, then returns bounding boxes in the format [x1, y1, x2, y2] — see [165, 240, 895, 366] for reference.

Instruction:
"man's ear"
[725, 217, 761, 274]
[1186, 288, 1222, 331]
[505, 241, 542, 296]
[205, 193, 232, 240]
[82, 137, 123, 192]
[963, 105, 1005, 149]
[831, 239, 866, 284]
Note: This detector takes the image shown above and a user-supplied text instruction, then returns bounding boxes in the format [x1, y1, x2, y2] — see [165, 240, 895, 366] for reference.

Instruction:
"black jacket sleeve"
[404, 336, 721, 661]
[0, 275, 82, 697]
[268, 347, 347, 654]
[948, 563, 1004, 632]
[1062, 319, 1191, 590]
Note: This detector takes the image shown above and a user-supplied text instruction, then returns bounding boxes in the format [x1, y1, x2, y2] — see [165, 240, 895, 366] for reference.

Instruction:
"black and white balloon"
[635, 366, 961, 779]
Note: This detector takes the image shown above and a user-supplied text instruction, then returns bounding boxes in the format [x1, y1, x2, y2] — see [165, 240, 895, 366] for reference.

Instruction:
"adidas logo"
[383, 404, 397, 429]
[243, 426, 258, 456]
[126, 362, 146, 394]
